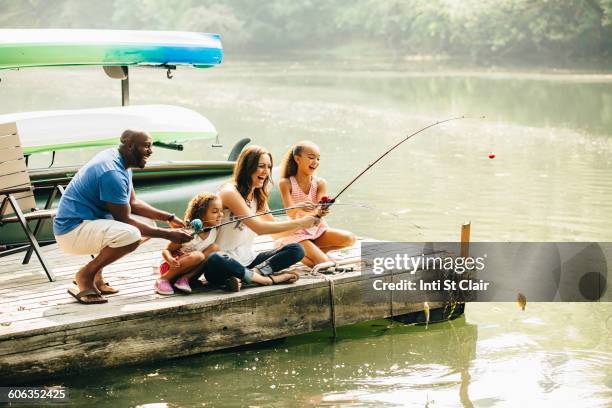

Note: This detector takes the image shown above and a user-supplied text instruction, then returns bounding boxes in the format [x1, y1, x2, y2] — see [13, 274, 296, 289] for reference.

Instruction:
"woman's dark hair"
[233, 145, 272, 212]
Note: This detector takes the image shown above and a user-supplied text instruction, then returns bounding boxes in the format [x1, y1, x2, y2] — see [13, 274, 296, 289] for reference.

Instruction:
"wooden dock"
[0, 236, 450, 384]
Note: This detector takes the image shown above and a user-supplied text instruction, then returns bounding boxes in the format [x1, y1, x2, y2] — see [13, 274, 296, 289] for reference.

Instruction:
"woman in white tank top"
[203, 145, 321, 291]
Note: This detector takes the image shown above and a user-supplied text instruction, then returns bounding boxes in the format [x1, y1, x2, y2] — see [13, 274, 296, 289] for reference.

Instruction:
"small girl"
[278, 141, 356, 267]
[155, 192, 223, 295]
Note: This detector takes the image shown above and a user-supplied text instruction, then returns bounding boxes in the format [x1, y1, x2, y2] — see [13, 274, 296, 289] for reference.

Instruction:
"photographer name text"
[373, 278, 490, 291]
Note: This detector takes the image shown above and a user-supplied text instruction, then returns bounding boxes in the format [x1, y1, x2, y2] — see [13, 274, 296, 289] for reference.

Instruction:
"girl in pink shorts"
[277, 141, 356, 267]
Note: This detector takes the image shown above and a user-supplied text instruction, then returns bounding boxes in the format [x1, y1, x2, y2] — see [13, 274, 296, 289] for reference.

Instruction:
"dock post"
[452, 221, 472, 315]
[461, 222, 471, 258]
[389, 268, 394, 323]
[328, 279, 337, 339]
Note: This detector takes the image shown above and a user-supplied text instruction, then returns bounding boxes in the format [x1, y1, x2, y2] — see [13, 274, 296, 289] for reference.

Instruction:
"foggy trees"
[1, 0, 610, 60]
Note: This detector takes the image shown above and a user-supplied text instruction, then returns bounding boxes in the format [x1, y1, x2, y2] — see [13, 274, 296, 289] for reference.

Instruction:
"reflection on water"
[58, 314, 478, 407]
[54, 303, 611, 407]
[2, 62, 612, 406]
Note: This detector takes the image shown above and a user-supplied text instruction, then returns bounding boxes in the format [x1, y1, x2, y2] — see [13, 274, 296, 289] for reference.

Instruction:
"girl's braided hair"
[183, 192, 219, 224]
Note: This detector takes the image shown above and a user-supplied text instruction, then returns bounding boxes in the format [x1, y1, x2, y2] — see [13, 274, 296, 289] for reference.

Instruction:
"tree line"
[1, 0, 611, 61]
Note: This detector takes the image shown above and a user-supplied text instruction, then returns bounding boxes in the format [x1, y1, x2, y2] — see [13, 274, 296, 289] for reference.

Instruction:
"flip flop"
[73, 280, 119, 295]
[96, 281, 119, 295]
[67, 287, 108, 304]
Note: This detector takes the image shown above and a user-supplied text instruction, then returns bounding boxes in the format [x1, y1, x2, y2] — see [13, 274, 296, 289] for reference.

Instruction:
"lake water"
[1, 61, 611, 406]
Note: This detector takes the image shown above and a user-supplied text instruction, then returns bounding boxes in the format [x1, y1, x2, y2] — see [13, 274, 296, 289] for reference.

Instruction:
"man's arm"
[107, 201, 191, 244]
[129, 189, 186, 228]
[99, 171, 190, 243]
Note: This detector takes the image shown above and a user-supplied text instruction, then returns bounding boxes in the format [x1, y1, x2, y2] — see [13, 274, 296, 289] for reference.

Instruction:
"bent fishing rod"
[191, 204, 325, 233]
[189, 116, 473, 233]
[190, 201, 425, 234]
[319, 116, 469, 207]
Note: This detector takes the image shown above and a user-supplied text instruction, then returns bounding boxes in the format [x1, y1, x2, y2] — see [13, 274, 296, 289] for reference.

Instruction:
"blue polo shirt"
[53, 148, 133, 236]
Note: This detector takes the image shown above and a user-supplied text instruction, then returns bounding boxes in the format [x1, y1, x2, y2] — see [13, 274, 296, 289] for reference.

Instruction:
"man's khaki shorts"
[55, 216, 154, 255]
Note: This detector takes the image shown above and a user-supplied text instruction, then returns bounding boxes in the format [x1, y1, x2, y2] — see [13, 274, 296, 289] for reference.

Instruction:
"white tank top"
[180, 228, 217, 254]
[215, 200, 257, 266]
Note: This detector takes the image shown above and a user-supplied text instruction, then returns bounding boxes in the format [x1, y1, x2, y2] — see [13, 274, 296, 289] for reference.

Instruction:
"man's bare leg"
[74, 241, 139, 300]
[92, 272, 119, 294]
[93, 238, 148, 293]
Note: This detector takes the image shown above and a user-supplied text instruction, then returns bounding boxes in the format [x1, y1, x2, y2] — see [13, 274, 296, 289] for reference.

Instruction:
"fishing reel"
[189, 219, 203, 236]
[318, 196, 335, 210]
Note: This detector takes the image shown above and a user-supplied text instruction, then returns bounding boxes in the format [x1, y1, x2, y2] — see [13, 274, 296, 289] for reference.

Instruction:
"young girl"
[278, 141, 356, 267]
[155, 192, 222, 295]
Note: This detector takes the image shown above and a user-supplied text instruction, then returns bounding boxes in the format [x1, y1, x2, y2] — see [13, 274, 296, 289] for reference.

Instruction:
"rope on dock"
[304, 263, 350, 340]
[301, 270, 341, 339]
[303, 256, 369, 339]
[309, 271, 342, 339]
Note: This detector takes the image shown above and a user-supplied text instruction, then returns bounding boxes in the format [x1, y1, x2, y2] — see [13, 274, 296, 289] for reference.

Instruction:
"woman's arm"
[202, 243, 220, 260]
[219, 186, 317, 235]
[261, 203, 292, 239]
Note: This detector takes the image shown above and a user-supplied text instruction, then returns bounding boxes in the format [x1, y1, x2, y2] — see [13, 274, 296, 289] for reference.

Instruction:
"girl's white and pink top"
[180, 228, 217, 254]
[277, 176, 328, 245]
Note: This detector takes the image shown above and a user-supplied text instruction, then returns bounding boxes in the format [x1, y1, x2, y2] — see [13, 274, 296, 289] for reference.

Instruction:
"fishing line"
[188, 197, 426, 235]
[320, 116, 474, 207]
[319, 202, 425, 233]
[191, 116, 478, 235]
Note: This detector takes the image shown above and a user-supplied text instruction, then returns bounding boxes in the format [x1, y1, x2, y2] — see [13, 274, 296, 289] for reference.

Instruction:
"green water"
[49, 304, 612, 407]
[2, 62, 611, 406]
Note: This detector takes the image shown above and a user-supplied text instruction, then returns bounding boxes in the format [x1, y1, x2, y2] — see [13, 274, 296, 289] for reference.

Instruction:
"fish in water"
[424, 301, 430, 328]
[517, 293, 527, 311]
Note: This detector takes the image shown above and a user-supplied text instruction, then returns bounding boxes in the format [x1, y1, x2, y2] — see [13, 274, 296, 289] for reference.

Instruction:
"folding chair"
[0, 122, 67, 282]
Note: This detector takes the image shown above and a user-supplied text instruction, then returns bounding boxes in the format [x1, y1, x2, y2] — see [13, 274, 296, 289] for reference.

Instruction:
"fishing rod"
[319, 116, 469, 208]
[188, 201, 424, 235]
[188, 116, 472, 234]
[189, 203, 327, 233]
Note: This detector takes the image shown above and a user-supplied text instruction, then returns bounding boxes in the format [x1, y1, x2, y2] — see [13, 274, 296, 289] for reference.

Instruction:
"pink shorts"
[159, 251, 183, 275]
